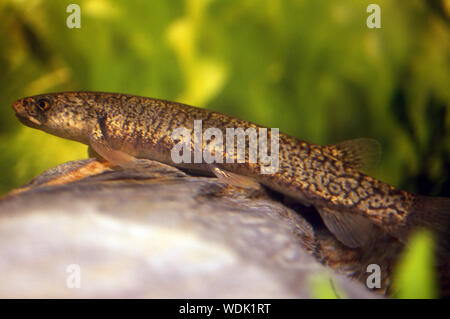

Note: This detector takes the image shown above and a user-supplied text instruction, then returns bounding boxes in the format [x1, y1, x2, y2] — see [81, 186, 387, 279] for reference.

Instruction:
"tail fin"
[405, 195, 450, 256]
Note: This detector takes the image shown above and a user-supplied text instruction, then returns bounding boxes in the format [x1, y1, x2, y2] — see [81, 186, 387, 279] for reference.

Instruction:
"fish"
[11, 91, 450, 252]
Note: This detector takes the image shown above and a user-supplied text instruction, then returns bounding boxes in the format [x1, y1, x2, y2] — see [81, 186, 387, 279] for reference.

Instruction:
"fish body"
[12, 92, 450, 250]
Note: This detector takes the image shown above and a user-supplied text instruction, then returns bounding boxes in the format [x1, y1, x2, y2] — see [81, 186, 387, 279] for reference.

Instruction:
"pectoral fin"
[89, 118, 158, 170]
[211, 166, 261, 189]
[317, 206, 376, 248]
[89, 135, 137, 169]
[326, 138, 381, 172]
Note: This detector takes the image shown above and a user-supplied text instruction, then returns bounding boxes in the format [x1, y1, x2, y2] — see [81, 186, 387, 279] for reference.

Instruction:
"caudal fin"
[404, 195, 450, 256]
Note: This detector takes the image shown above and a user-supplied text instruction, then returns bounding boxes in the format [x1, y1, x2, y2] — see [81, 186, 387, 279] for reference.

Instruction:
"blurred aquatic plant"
[309, 273, 346, 299]
[392, 229, 438, 299]
[166, 0, 228, 106]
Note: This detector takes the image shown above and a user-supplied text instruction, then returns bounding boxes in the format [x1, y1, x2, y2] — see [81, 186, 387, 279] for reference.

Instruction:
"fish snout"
[12, 99, 25, 115]
[12, 98, 43, 127]
[12, 97, 33, 117]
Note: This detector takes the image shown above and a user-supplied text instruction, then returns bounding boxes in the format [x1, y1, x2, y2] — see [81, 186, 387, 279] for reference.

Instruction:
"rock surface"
[0, 159, 399, 298]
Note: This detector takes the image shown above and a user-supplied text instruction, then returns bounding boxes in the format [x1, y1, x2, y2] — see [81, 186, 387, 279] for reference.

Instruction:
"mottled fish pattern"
[12, 92, 450, 251]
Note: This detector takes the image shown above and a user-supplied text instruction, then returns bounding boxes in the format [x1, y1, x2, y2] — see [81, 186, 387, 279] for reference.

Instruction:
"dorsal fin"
[326, 138, 381, 172]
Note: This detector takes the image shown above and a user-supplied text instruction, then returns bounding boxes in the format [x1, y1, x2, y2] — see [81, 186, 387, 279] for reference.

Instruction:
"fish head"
[12, 92, 99, 144]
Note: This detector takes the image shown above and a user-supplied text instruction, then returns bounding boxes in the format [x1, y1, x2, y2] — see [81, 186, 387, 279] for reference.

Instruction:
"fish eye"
[37, 98, 51, 111]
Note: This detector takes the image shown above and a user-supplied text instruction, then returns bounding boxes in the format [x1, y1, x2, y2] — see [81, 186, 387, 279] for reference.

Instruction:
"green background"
[0, 0, 449, 196]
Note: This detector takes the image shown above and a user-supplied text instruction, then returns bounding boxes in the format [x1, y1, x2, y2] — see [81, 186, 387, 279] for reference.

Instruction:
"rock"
[0, 159, 394, 298]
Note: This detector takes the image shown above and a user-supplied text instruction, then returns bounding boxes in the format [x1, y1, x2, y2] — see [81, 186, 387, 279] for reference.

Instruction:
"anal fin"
[317, 206, 377, 248]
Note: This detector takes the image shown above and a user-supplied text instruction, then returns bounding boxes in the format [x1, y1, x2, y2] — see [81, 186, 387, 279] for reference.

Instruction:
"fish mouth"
[14, 113, 41, 128]
[12, 100, 42, 128]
